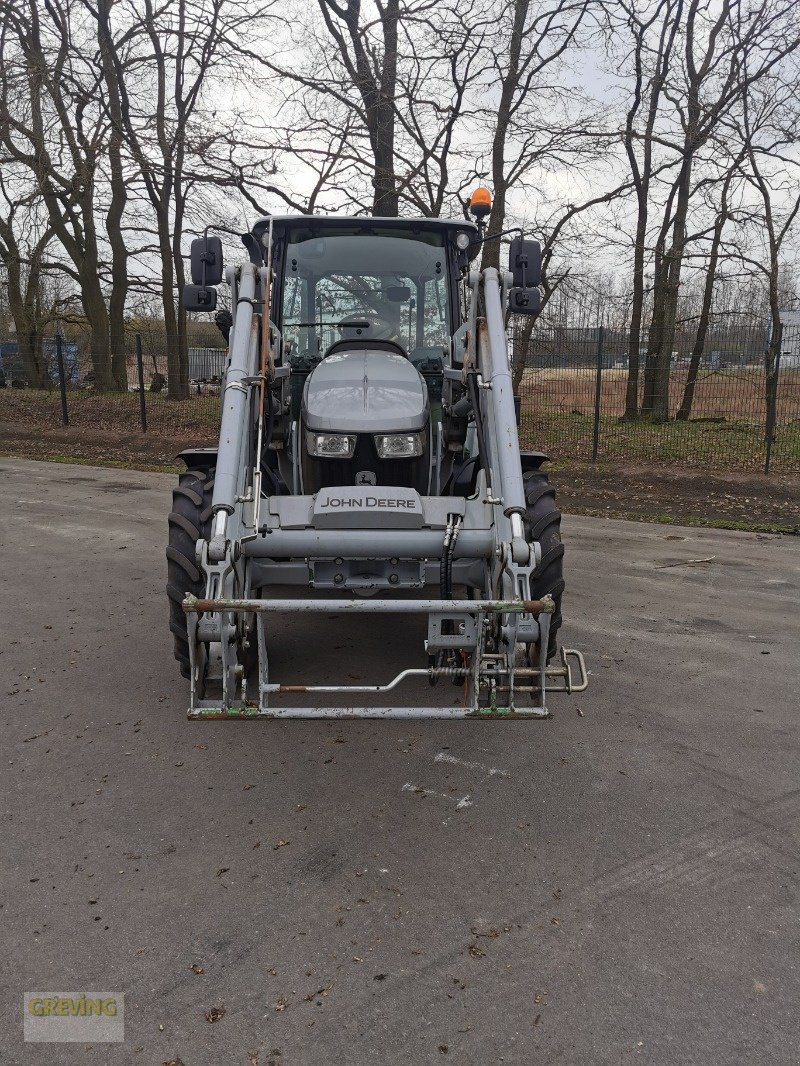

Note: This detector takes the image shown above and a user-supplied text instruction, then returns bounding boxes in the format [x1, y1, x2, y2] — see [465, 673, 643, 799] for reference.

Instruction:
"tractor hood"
[302, 350, 428, 433]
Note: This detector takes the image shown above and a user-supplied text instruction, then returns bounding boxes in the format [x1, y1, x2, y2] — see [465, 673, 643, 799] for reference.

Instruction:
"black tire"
[523, 471, 564, 662]
[167, 467, 215, 678]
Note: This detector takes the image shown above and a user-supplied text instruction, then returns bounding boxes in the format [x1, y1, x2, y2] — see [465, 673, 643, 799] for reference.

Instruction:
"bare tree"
[640, 0, 800, 421]
[238, 0, 491, 220]
[675, 151, 742, 420]
[316, 0, 400, 215]
[728, 69, 800, 416]
[617, 0, 684, 419]
[86, 0, 268, 398]
[476, 0, 600, 272]
[0, 0, 130, 390]
[0, 173, 55, 386]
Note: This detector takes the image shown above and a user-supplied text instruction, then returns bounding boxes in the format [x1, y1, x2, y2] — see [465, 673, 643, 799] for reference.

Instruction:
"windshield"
[280, 225, 451, 365]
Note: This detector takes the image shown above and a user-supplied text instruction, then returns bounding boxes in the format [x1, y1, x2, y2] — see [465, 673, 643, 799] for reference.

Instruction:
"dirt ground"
[1, 422, 797, 533]
[555, 460, 799, 533]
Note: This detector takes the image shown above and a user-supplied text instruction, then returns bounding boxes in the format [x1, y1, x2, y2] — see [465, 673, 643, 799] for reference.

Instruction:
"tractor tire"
[167, 467, 215, 678]
[523, 471, 564, 662]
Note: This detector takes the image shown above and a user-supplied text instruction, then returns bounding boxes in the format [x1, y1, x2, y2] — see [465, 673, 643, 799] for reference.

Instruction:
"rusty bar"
[183, 594, 555, 615]
[187, 705, 550, 720]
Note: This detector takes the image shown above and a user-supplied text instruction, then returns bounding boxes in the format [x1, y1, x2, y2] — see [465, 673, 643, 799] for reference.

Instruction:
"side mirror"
[508, 237, 541, 289]
[508, 287, 541, 316]
[190, 235, 224, 286]
[183, 284, 217, 312]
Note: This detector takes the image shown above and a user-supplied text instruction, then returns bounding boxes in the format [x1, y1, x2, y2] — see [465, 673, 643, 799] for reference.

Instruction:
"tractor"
[168, 191, 587, 717]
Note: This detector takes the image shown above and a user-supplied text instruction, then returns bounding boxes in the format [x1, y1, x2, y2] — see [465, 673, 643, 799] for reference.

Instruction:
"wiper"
[293, 320, 372, 329]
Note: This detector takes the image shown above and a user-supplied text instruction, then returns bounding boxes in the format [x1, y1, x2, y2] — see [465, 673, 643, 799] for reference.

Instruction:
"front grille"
[303, 433, 429, 493]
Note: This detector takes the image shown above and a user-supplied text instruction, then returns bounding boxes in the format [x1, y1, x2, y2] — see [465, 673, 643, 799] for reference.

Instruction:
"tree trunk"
[13, 319, 49, 388]
[160, 238, 187, 401]
[512, 315, 536, 394]
[676, 205, 727, 421]
[3, 259, 48, 387]
[624, 196, 648, 419]
[764, 259, 782, 421]
[98, 0, 130, 392]
[372, 0, 399, 215]
[641, 194, 682, 421]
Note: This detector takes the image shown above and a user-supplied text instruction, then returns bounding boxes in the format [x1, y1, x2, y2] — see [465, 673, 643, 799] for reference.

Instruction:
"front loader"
[169, 192, 587, 718]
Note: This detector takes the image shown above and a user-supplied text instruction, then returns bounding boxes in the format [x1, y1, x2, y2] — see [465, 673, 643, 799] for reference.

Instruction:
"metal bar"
[482, 268, 527, 518]
[188, 705, 551, 720]
[55, 334, 69, 426]
[764, 320, 782, 476]
[243, 527, 493, 560]
[135, 333, 147, 432]
[184, 594, 555, 615]
[268, 666, 469, 695]
[212, 263, 258, 513]
[591, 326, 604, 462]
[269, 658, 578, 695]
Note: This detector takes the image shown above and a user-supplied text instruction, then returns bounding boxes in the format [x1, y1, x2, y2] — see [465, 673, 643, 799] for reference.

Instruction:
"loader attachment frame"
[178, 219, 588, 719]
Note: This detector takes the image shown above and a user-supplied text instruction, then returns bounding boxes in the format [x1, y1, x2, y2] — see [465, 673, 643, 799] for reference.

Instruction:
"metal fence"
[1, 321, 798, 474]
[513, 319, 799, 475]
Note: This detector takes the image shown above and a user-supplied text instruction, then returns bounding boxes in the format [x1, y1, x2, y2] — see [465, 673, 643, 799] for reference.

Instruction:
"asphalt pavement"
[1, 457, 798, 1065]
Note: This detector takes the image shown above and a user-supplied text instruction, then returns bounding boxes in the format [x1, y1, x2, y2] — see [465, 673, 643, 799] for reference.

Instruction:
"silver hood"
[302, 350, 428, 433]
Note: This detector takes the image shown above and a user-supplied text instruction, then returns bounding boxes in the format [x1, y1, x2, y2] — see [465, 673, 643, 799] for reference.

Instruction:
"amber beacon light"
[469, 186, 492, 220]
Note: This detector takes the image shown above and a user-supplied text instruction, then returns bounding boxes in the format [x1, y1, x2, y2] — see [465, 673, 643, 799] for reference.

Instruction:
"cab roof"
[247, 214, 478, 261]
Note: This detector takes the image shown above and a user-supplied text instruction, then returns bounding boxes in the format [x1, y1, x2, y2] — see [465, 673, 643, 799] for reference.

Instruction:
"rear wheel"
[167, 467, 214, 677]
[523, 471, 564, 662]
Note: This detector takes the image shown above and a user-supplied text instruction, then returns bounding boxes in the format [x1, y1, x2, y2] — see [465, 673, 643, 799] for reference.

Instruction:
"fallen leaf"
[304, 984, 333, 1001]
[190, 963, 204, 974]
[204, 1005, 225, 1023]
[274, 997, 288, 1012]
[162, 1058, 186, 1066]
[273, 839, 290, 850]
[468, 944, 486, 958]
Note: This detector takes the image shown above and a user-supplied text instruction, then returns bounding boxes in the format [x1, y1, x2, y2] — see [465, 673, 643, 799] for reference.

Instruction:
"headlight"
[374, 433, 425, 459]
[455, 231, 472, 251]
[306, 431, 356, 458]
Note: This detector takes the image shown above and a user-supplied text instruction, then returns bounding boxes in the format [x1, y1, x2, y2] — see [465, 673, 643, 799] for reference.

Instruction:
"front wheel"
[166, 467, 214, 677]
[523, 471, 565, 662]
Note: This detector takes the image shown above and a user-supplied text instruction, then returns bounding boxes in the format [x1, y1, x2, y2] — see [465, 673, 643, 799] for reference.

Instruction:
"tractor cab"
[251, 216, 479, 494]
